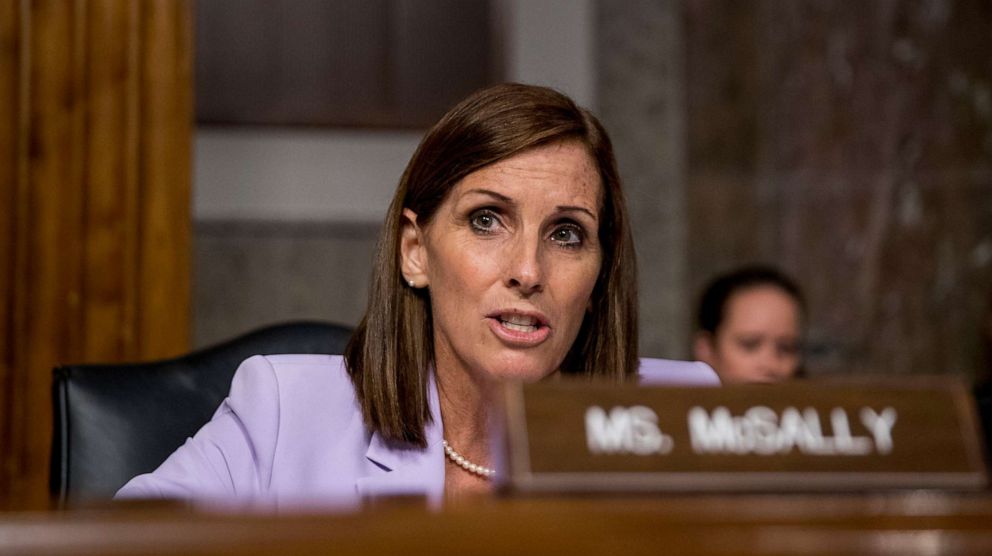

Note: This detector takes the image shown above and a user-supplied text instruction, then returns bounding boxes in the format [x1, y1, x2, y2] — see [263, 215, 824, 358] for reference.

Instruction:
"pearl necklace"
[442, 440, 496, 479]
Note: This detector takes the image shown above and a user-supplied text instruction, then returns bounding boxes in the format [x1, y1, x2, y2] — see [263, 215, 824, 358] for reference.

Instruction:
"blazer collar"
[356, 372, 445, 505]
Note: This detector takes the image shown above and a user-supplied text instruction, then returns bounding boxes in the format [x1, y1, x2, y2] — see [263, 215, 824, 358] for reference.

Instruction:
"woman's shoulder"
[251, 353, 347, 372]
[116, 353, 366, 504]
[637, 358, 721, 386]
[232, 353, 349, 383]
[230, 354, 358, 418]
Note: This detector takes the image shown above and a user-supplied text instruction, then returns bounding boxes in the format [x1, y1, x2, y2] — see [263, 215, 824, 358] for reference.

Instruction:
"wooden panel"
[195, 0, 390, 126]
[84, 0, 138, 359]
[0, 0, 192, 510]
[5, 496, 992, 555]
[18, 0, 85, 510]
[137, 0, 191, 359]
[0, 0, 24, 508]
[391, 0, 500, 124]
[195, 0, 499, 128]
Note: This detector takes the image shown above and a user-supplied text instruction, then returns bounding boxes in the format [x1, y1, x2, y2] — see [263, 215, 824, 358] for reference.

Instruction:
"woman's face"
[401, 141, 603, 385]
[695, 286, 802, 384]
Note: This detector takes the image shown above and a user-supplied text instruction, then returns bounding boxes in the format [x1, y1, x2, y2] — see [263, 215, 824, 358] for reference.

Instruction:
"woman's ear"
[693, 331, 716, 365]
[400, 208, 429, 288]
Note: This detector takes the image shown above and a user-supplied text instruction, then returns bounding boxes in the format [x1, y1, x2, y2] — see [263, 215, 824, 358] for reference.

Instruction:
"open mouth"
[487, 311, 551, 346]
[500, 314, 541, 333]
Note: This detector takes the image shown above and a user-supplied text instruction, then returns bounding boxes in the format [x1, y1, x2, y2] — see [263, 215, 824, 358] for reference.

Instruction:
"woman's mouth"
[501, 314, 539, 332]
[487, 312, 551, 346]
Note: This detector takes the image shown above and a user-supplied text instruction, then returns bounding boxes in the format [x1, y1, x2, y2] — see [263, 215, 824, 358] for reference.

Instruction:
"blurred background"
[2, 0, 991, 508]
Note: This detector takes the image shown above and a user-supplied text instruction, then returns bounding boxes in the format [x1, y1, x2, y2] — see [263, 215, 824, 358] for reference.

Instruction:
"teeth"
[500, 314, 539, 333]
[502, 314, 537, 326]
[503, 321, 537, 333]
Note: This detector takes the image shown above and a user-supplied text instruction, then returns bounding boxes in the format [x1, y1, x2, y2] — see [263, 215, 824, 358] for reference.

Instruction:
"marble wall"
[597, 0, 690, 358]
[684, 0, 992, 376]
[193, 221, 378, 346]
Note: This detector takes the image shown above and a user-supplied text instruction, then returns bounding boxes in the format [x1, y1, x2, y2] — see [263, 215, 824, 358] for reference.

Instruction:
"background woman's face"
[403, 141, 603, 385]
[697, 286, 802, 383]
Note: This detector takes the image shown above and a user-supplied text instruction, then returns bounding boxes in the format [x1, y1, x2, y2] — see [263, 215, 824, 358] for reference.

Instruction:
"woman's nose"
[759, 348, 791, 378]
[504, 236, 544, 295]
[758, 347, 783, 375]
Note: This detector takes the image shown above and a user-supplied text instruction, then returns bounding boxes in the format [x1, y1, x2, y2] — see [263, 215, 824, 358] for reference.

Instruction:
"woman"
[117, 83, 718, 508]
[692, 265, 806, 384]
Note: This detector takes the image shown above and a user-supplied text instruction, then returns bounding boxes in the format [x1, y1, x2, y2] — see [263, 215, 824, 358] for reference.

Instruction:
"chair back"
[51, 320, 353, 506]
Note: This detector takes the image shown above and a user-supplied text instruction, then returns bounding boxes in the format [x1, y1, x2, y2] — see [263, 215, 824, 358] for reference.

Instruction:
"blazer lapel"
[355, 373, 445, 505]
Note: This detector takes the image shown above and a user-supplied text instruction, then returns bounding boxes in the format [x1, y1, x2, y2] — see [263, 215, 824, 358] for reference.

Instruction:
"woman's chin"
[479, 359, 559, 383]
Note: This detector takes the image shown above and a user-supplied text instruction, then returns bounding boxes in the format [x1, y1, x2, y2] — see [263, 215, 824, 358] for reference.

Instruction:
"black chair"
[50, 320, 353, 506]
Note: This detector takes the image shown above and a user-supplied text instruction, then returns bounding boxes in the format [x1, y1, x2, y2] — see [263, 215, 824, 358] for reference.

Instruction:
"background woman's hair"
[344, 83, 638, 447]
[696, 265, 806, 335]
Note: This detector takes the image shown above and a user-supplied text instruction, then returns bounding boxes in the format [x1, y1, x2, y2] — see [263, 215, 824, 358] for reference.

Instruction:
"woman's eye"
[469, 210, 500, 233]
[737, 338, 761, 352]
[777, 342, 800, 356]
[550, 224, 584, 248]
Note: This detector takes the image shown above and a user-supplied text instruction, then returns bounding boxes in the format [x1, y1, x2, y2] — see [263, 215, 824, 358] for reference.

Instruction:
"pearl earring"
[408, 280, 416, 288]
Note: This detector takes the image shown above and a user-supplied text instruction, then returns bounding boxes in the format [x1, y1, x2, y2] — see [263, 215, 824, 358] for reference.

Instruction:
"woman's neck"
[436, 364, 493, 462]
[434, 356, 497, 496]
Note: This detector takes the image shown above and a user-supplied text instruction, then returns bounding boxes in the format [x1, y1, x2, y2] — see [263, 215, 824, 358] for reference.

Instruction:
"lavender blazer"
[116, 355, 719, 510]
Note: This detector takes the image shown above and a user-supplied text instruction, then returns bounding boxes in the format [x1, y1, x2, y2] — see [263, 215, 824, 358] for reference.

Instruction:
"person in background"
[692, 265, 806, 384]
[116, 83, 718, 509]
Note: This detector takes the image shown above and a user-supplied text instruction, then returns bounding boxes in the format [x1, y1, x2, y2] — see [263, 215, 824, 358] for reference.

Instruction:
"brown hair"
[344, 83, 638, 446]
[697, 265, 806, 335]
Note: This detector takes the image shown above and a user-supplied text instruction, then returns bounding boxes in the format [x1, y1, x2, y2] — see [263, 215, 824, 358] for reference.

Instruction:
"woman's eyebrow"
[462, 189, 597, 221]
[556, 205, 597, 221]
[462, 188, 513, 203]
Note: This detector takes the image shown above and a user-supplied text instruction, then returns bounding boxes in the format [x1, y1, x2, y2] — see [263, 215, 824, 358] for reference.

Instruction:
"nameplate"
[496, 378, 987, 493]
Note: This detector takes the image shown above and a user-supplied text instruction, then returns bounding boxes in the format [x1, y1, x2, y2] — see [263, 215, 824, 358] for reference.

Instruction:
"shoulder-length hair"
[344, 83, 638, 447]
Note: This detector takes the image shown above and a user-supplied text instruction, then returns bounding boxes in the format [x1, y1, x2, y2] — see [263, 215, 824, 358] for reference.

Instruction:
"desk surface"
[4, 493, 992, 555]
